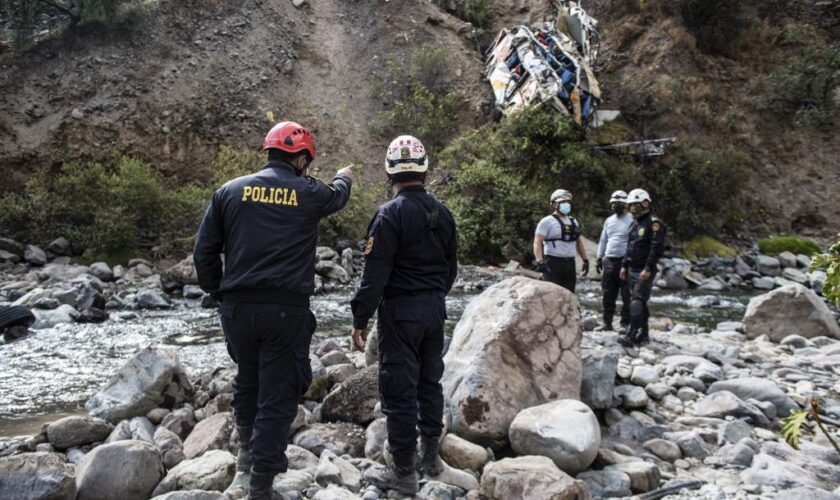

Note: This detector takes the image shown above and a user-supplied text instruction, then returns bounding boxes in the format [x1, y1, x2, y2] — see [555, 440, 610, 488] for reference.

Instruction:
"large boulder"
[0, 452, 77, 500]
[152, 450, 236, 496]
[743, 285, 840, 341]
[160, 256, 198, 293]
[694, 391, 770, 426]
[440, 433, 491, 472]
[580, 349, 619, 410]
[321, 365, 379, 425]
[75, 440, 165, 500]
[708, 378, 798, 418]
[480, 455, 591, 500]
[183, 412, 233, 459]
[442, 277, 582, 449]
[86, 347, 193, 423]
[46, 415, 112, 450]
[508, 400, 600, 475]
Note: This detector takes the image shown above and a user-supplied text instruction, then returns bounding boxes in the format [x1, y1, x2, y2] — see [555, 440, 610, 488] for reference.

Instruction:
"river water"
[0, 279, 755, 437]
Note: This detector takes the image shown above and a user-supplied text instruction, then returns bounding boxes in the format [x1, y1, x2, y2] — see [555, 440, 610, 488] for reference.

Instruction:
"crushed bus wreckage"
[484, 2, 602, 126]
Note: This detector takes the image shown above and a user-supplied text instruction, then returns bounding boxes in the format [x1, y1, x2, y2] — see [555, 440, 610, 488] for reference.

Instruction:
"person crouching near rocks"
[534, 188, 590, 293]
[350, 135, 458, 495]
[618, 188, 666, 347]
[194, 121, 354, 500]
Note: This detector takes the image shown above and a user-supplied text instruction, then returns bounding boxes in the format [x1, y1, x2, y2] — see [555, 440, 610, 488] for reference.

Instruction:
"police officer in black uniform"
[619, 188, 666, 347]
[194, 121, 353, 500]
[350, 135, 458, 496]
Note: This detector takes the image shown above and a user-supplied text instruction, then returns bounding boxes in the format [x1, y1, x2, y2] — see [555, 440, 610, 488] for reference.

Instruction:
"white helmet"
[385, 135, 429, 175]
[627, 188, 651, 204]
[550, 189, 572, 204]
[609, 190, 628, 204]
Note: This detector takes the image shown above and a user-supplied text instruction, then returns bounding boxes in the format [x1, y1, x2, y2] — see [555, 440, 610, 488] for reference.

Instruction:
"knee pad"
[630, 299, 644, 318]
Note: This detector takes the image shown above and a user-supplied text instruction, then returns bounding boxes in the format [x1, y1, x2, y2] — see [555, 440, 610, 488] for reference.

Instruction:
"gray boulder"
[508, 399, 600, 475]
[364, 418, 387, 462]
[160, 256, 198, 293]
[741, 453, 826, 490]
[614, 385, 649, 410]
[152, 491, 227, 500]
[315, 260, 350, 283]
[442, 277, 582, 449]
[154, 426, 186, 469]
[46, 237, 71, 256]
[604, 461, 661, 493]
[75, 440, 165, 500]
[708, 377, 798, 418]
[312, 485, 362, 500]
[314, 449, 362, 491]
[417, 481, 466, 500]
[31, 304, 78, 329]
[580, 349, 618, 410]
[576, 469, 632, 498]
[24, 245, 47, 266]
[46, 415, 112, 450]
[86, 347, 193, 423]
[480, 455, 590, 500]
[183, 412, 233, 459]
[439, 433, 491, 472]
[88, 262, 114, 282]
[756, 255, 781, 276]
[0, 452, 76, 500]
[0, 237, 24, 256]
[152, 450, 236, 496]
[38, 263, 89, 281]
[743, 285, 840, 341]
[292, 423, 366, 457]
[106, 416, 156, 444]
[321, 365, 379, 425]
[694, 391, 770, 426]
[161, 407, 197, 440]
[136, 289, 173, 309]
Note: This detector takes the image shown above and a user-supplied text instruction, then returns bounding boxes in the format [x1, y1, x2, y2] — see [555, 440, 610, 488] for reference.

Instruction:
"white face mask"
[558, 202, 572, 215]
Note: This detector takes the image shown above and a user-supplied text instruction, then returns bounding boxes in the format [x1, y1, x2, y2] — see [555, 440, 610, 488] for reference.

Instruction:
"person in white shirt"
[595, 190, 633, 331]
[533, 189, 589, 292]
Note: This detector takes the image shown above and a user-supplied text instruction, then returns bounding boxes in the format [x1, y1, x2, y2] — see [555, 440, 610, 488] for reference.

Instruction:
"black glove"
[596, 258, 603, 274]
[581, 259, 590, 276]
[537, 260, 548, 273]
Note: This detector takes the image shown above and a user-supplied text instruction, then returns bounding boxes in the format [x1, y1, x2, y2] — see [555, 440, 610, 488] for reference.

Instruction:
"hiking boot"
[636, 326, 650, 345]
[419, 434, 444, 477]
[236, 425, 253, 472]
[247, 470, 276, 500]
[618, 329, 637, 347]
[364, 452, 418, 495]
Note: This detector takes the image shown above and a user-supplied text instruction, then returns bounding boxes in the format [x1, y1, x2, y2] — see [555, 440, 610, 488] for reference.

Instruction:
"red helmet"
[262, 121, 316, 161]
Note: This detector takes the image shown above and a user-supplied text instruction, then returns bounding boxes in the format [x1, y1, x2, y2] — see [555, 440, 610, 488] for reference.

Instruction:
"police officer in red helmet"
[194, 121, 354, 499]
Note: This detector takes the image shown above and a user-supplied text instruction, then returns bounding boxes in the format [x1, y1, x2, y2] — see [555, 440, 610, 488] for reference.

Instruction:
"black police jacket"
[193, 161, 352, 304]
[623, 212, 666, 272]
[350, 186, 458, 329]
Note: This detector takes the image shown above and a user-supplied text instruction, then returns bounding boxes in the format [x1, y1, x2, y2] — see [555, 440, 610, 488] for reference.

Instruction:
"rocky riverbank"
[1, 235, 839, 499]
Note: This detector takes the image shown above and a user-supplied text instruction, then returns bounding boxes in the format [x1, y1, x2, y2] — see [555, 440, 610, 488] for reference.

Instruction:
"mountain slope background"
[1, 0, 838, 251]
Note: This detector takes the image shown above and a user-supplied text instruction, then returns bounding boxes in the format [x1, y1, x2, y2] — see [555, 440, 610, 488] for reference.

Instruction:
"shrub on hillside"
[433, 0, 492, 28]
[682, 236, 736, 259]
[758, 236, 821, 256]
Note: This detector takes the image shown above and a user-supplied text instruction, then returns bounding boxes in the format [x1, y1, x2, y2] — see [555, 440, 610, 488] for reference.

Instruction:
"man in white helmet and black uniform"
[533, 189, 590, 292]
[619, 188, 666, 347]
[596, 190, 633, 332]
[350, 136, 458, 495]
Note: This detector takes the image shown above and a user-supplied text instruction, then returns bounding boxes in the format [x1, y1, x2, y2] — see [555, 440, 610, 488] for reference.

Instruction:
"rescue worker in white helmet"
[350, 135, 458, 495]
[533, 189, 590, 293]
[596, 190, 633, 332]
[619, 188, 666, 347]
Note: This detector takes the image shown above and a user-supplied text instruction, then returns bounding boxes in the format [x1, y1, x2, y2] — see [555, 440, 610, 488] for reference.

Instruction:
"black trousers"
[541, 255, 576, 293]
[219, 301, 314, 475]
[377, 292, 446, 458]
[627, 268, 657, 334]
[602, 257, 630, 326]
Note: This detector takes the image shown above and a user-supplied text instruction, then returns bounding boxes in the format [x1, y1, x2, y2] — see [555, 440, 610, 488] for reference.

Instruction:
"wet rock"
[643, 439, 681, 462]
[183, 412, 233, 459]
[46, 237, 71, 256]
[417, 480, 465, 500]
[604, 460, 660, 493]
[440, 433, 490, 472]
[86, 347, 193, 423]
[24, 245, 47, 266]
[756, 255, 781, 276]
[576, 468, 632, 498]
[694, 391, 770, 426]
[76, 440, 164, 500]
[442, 277, 581, 449]
[614, 385, 649, 409]
[783, 267, 809, 284]
[508, 399, 600, 475]
[46, 415, 112, 449]
[152, 450, 236, 496]
[315, 260, 350, 283]
[480, 455, 590, 499]
[161, 408, 197, 440]
[752, 276, 776, 290]
[32, 304, 78, 329]
[0, 452, 76, 500]
[136, 289, 173, 309]
[581, 349, 618, 410]
[161, 256, 198, 293]
[743, 285, 840, 341]
[708, 377, 798, 418]
[155, 426, 186, 469]
[292, 423, 366, 457]
[321, 365, 379, 425]
[364, 418, 387, 462]
[661, 268, 689, 290]
[315, 449, 362, 490]
[88, 262, 113, 282]
[106, 416, 155, 444]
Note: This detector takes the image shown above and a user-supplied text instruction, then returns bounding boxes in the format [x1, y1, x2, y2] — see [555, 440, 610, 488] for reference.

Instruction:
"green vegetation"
[769, 25, 840, 127]
[781, 397, 840, 458]
[0, 148, 375, 259]
[374, 43, 462, 155]
[433, 0, 492, 28]
[758, 236, 821, 257]
[682, 236, 737, 259]
[809, 234, 840, 308]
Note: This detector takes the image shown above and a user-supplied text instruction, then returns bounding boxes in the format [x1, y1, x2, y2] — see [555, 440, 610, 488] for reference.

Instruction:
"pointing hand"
[337, 165, 355, 181]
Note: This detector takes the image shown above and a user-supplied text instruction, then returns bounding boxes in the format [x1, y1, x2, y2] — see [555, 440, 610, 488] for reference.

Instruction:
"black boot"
[618, 328, 637, 347]
[419, 434, 444, 476]
[237, 425, 253, 472]
[247, 470, 276, 500]
[636, 325, 650, 345]
[595, 313, 613, 332]
[364, 449, 419, 495]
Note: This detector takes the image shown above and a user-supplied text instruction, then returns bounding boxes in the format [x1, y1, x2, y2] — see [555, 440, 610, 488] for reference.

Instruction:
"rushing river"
[0, 280, 756, 437]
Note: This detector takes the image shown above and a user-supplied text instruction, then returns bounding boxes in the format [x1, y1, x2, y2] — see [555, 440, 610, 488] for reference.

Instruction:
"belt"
[606, 256, 623, 262]
[221, 289, 310, 307]
[546, 256, 575, 261]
